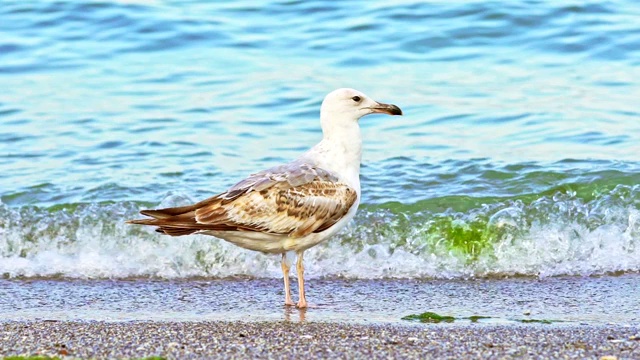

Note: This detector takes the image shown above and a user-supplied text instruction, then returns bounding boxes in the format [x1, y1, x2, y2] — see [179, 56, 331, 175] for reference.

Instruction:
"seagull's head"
[320, 88, 403, 124]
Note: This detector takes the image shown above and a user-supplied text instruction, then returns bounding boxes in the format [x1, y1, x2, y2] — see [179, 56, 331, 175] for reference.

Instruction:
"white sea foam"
[1, 190, 639, 279]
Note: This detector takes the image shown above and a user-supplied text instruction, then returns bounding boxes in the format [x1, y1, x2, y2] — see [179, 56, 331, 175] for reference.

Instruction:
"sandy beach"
[1, 320, 639, 359]
[1, 276, 639, 358]
[3, 0, 640, 358]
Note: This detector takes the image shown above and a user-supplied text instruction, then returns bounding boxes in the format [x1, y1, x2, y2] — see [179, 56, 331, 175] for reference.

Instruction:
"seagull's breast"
[305, 139, 362, 195]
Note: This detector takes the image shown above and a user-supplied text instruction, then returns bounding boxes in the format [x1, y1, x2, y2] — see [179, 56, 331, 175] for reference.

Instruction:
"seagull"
[127, 88, 402, 308]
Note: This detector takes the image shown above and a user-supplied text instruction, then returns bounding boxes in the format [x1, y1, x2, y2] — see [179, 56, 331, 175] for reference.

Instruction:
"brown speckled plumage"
[127, 162, 357, 238]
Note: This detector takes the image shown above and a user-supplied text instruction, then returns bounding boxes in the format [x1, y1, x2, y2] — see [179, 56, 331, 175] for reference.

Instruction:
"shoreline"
[1, 320, 639, 359]
[2, 277, 638, 358]
[2, 276, 639, 324]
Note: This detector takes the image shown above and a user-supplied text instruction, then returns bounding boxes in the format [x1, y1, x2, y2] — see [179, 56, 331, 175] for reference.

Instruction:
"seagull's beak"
[370, 102, 403, 116]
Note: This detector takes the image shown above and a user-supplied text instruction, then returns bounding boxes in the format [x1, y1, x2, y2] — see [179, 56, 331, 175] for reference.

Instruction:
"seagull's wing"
[127, 161, 358, 238]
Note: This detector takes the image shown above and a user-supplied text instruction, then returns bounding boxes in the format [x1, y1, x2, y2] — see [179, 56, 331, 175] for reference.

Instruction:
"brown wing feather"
[195, 180, 357, 237]
[127, 162, 357, 238]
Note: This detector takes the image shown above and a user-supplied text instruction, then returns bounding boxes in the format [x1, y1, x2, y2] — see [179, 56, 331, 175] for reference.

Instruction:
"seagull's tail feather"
[127, 215, 236, 237]
[126, 218, 156, 225]
[140, 205, 195, 219]
[155, 227, 199, 236]
[126, 194, 229, 236]
[126, 203, 203, 236]
[136, 194, 224, 220]
[127, 204, 240, 236]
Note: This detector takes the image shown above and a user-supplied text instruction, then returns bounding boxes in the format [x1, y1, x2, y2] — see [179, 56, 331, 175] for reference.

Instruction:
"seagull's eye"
[351, 96, 361, 102]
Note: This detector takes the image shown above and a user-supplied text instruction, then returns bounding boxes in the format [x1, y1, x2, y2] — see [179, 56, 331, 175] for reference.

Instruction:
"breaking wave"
[2, 184, 639, 279]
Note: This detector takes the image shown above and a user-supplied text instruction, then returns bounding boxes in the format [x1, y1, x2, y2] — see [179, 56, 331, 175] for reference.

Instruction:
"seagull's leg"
[296, 250, 307, 308]
[281, 253, 295, 306]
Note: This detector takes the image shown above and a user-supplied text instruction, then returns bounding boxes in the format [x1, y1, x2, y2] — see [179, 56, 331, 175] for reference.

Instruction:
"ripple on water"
[2, 0, 640, 280]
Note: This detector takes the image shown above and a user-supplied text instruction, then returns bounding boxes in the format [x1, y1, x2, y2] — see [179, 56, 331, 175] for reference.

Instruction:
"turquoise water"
[1, 1, 640, 279]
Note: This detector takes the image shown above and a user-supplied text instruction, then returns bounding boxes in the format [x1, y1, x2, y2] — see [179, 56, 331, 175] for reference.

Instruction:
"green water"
[1, 1, 640, 279]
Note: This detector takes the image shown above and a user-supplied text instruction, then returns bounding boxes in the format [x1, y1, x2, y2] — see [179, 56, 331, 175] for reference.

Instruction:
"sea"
[1, 0, 640, 303]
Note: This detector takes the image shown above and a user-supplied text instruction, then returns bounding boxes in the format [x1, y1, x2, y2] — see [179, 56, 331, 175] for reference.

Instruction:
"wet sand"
[1, 275, 639, 358]
[2, 275, 639, 324]
[1, 321, 639, 359]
